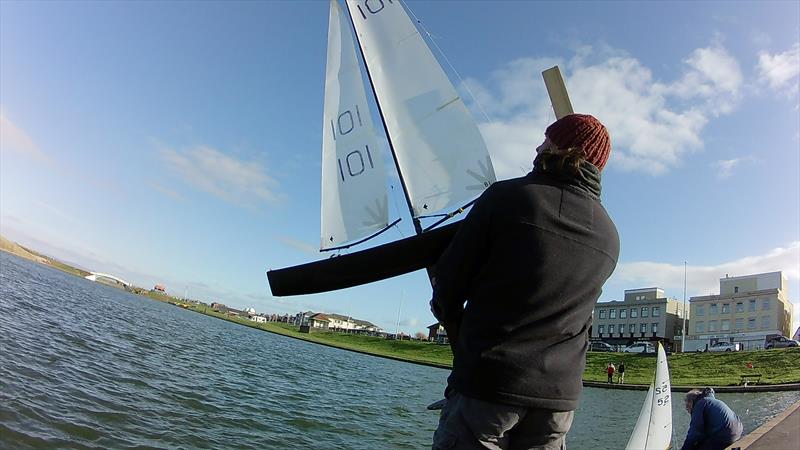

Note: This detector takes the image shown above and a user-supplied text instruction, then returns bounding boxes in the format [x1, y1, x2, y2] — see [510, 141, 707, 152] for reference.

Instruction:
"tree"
[415, 331, 428, 341]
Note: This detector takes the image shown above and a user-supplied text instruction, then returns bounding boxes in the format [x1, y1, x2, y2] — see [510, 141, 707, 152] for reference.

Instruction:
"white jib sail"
[625, 343, 673, 450]
[346, 0, 496, 217]
[321, 0, 389, 250]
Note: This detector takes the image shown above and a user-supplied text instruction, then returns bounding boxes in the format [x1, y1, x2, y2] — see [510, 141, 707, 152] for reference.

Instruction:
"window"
[629, 324, 636, 333]
[631, 308, 638, 318]
[735, 318, 744, 330]
[651, 323, 658, 333]
[640, 323, 647, 333]
[710, 303, 718, 314]
[736, 302, 744, 313]
[762, 300, 770, 310]
[696, 305, 705, 316]
[620, 309, 627, 319]
[709, 320, 717, 332]
[641, 307, 649, 318]
[609, 324, 615, 334]
[761, 316, 770, 328]
[598, 325, 605, 334]
[609, 309, 617, 319]
[722, 303, 730, 314]
[721, 319, 731, 331]
[599, 309, 606, 319]
[696, 321, 705, 333]
[620, 324, 625, 334]
[749, 300, 756, 312]
[652, 306, 660, 317]
[734, 286, 739, 293]
[748, 318, 756, 330]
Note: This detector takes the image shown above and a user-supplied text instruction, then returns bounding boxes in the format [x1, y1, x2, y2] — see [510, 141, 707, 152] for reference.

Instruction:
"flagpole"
[682, 261, 688, 352]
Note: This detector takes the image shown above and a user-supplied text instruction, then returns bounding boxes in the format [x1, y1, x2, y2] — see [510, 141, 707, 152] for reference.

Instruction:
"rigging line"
[400, 0, 495, 125]
[422, 198, 477, 232]
[389, 184, 407, 238]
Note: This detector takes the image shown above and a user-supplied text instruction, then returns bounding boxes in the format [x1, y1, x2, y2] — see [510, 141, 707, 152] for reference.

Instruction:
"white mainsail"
[321, 0, 389, 250]
[625, 343, 673, 450]
[346, 0, 496, 218]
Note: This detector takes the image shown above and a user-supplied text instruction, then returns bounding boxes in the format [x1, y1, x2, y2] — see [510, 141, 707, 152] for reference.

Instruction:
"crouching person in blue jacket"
[680, 388, 743, 450]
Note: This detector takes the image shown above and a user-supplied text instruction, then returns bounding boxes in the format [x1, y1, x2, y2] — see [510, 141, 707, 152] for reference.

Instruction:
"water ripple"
[2, 252, 798, 449]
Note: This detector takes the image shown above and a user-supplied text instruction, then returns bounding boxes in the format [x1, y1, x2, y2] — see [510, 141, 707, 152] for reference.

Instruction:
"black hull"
[267, 222, 460, 296]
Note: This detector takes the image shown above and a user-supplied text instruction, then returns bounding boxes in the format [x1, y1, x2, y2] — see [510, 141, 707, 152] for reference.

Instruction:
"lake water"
[1, 251, 798, 449]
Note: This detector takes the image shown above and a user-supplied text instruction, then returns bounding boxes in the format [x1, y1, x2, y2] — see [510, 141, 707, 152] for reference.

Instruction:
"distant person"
[430, 114, 619, 449]
[618, 361, 625, 384]
[607, 362, 615, 384]
[681, 388, 743, 450]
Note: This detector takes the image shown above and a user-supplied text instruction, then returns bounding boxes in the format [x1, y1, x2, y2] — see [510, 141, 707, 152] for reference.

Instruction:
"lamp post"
[682, 261, 688, 352]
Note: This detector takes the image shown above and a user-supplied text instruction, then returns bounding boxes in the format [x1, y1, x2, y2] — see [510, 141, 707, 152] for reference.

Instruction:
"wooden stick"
[542, 66, 574, 119]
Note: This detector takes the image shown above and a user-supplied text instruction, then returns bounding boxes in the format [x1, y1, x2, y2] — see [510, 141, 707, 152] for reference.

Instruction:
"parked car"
[589, 342, 615, 352]
[622, 342, 655, 354]
[765, 336, 800, 349]
[708, 341, 738, 352]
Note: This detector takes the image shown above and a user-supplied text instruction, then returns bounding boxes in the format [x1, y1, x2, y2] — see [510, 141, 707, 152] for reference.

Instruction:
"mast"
[344, 0, 423, 235]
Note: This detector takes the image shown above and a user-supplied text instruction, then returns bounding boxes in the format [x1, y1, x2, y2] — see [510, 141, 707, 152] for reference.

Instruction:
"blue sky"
[1, 1, 798, 335]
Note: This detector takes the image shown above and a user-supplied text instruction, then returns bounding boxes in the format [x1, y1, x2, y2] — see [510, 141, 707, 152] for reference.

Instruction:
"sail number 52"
[655, 382, 671, 406]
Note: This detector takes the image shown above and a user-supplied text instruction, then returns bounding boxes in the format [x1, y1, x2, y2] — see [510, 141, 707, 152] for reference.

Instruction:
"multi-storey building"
[685, 272, 794, 351]
[591, 287, 687, 349]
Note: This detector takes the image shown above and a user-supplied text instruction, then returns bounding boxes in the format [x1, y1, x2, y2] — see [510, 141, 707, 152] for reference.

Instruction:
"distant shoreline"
[3, 237, 799, 391]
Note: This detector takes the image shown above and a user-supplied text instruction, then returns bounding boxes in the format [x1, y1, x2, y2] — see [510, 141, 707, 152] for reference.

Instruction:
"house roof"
[428, 322, 442, 330]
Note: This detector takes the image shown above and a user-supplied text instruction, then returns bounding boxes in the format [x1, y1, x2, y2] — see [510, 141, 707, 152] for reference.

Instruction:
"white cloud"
[278, 235, 319, 256]
[666, 45, 743, 115]
[160, 146, 284, 207]
[465, 43, 743, 179]
[757, 42, 800, 94]
[0, 112, 49, 162]
[148, 181, 186, 202]
[712, 156, 756, 179]
[610, 242, 800, 328]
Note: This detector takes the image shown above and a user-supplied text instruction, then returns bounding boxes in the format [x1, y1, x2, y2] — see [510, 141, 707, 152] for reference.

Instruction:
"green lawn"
[585, 349, 800, 385]
[183, 303, 800, 386]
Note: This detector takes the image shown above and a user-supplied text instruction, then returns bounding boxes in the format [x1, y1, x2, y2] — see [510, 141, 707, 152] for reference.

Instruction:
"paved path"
[583, 381, 800, 393]
[727, 399, 800, 450]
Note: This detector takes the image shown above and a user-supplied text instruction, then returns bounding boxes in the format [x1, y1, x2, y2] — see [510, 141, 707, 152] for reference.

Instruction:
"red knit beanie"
[545, 114, 611, 171]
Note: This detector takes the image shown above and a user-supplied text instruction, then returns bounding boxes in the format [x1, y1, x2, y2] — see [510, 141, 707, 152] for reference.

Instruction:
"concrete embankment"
[726, 399, 800, 450]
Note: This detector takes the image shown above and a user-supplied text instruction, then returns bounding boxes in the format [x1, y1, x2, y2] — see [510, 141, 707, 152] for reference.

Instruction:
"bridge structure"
[84, 272, 131, 287]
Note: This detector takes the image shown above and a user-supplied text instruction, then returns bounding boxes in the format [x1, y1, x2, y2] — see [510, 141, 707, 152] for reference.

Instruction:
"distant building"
[308, 313, 331, 329]
[427, 322, 447, 343]
[684, 272, 794, 351]
[153, 284, 166, 293]
[591, 287, 687, 350]
[250, 315, 267, 324]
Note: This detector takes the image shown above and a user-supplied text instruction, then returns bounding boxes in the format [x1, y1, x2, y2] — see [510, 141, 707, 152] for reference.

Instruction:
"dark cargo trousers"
[432, 392, 574, 450]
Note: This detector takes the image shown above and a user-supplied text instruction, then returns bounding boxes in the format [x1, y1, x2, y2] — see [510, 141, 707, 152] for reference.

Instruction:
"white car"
[622, 342, 655, 354]
[708, 341, 738, 352]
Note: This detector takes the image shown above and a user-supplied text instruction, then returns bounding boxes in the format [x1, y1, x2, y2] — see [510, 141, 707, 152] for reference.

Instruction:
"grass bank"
[182, 302, 799, 386]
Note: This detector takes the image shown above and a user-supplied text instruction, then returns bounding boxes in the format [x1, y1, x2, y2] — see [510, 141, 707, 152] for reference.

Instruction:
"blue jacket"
[680, 390, 743, 450]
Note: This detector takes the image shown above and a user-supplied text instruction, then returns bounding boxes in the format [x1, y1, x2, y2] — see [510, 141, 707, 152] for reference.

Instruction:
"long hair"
[533, 145, 586, 177]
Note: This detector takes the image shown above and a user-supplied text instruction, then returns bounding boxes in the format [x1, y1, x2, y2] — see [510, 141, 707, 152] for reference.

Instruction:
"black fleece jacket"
[432, 162, 619, 411]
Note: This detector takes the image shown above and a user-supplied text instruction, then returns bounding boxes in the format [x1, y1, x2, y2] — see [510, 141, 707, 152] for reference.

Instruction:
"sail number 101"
[338, 145, 375, 182]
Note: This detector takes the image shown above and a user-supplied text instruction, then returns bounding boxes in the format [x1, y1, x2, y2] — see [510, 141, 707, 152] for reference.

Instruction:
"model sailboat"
[268, 0, 497, 296]
[625, 342, 673, 450]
